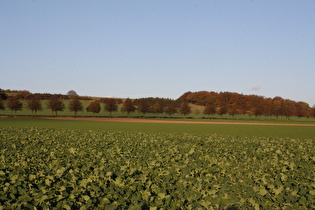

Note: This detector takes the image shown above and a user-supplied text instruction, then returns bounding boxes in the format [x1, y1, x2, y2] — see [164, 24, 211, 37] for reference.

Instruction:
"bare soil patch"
[46, 117, 315, 127]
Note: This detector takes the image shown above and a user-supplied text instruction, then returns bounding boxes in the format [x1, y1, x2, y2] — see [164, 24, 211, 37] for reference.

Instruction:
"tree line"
[1, 89, 315, 119]
[0, 91, 192, 118]
[179, 91, 315, 119]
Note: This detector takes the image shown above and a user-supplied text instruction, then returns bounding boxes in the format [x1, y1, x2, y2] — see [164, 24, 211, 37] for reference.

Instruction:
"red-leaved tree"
[121, 98, 136, 118]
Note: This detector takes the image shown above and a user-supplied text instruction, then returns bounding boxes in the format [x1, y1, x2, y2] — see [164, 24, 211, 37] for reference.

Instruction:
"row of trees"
[179, 91, 315, 119]
[1, 89, 315, 119]
[0, 95, 193, 118]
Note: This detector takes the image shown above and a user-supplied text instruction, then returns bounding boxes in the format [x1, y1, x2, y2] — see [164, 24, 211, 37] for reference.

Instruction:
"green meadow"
[1, 117, 314, 139]
[1, 123, 315, 209]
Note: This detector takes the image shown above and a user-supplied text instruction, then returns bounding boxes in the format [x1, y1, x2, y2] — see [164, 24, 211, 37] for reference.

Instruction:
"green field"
[1, 117, 315, 139]
[1, 117, 315, 209]
[1, 126, 315, 209]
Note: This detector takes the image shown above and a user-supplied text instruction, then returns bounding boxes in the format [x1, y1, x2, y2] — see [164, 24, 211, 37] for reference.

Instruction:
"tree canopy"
[67, 90, 79, 97]
[27, 96, 42, 116]
[136, 99, 151, 118]
[179, 101, 191, 118]
[121, 98, 136, 117]
[87, 101, 101, 115]
[178, 91, 313, 119]
[104, 98, 118, 117]
[6, 97, 23, 116]
[69, 98, 83, 117]
[47, 96, 65, 116]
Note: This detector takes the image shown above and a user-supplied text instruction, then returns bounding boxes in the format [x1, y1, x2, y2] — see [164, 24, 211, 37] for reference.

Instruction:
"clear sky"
[1, 1, 314, 106]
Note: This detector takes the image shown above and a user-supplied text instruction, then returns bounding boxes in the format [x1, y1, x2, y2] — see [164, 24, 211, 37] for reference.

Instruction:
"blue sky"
[1, 1, 315, 106]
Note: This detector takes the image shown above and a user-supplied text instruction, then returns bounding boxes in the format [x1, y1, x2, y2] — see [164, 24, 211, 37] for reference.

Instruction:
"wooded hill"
[178, 91, 314, 119]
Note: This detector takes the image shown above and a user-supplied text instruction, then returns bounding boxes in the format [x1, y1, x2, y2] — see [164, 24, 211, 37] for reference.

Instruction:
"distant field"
[1, 117, 315, 139]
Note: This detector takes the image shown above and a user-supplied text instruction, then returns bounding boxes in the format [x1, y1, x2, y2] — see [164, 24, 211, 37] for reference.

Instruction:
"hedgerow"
[0, 127, 314, 209]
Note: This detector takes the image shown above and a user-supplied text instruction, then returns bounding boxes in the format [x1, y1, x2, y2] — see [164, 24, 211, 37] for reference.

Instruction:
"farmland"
[1, 117, 315, 139]
[1, 126, 315, 209]
[1, 91, 315, 208]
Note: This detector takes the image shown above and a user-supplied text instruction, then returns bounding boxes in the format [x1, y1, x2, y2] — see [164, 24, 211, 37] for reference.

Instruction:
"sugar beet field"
[1, 123, 315, 209]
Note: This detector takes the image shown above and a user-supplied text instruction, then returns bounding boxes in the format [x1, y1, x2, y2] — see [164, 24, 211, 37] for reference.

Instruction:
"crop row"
[0, 127, 315, 209]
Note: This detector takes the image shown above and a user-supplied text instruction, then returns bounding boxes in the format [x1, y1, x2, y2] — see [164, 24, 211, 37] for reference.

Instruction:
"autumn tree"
[237, 95, 249, 115]
[87, 101, 101, 116]
[121, 98, 136, 117]
[186, 91, 211, 105]
[281, 99, 296, 120]
[152, 102, 164, 118]
[179, 101, 191, 118]
[216, 92, 231, 118]
[27, 96, 42, 116]
[217, 105, 228, 117]
[104, 98, 118, 117]
[228, 103, 239, 116]
[271, 97, 283, 119]
[165, 103, 178, 118]
[177, 91, 192, 102]
[137, 99, 150, 118]
[263, 98, 273, 118]
[69, 98, 83, 117]
[295, 101, 310, 118]
[16, 90, 32, 99]
[203, 103, 216, 118]
[6, 97, 23, 116]
[225, 93, 241, 116]
[312, 106, 315, 118]
[47, 96, 65, 117]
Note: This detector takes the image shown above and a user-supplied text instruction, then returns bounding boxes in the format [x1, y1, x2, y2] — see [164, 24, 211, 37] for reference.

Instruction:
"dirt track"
[47, 117, 315, 127]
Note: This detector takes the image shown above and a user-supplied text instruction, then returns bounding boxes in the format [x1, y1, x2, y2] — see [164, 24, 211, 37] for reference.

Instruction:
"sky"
[1, 1, 315, 106]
